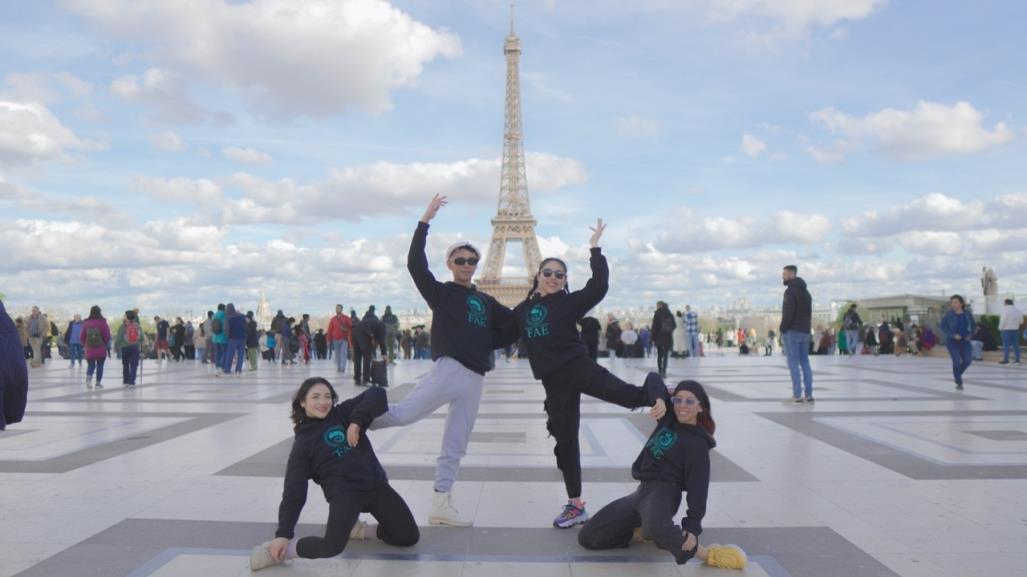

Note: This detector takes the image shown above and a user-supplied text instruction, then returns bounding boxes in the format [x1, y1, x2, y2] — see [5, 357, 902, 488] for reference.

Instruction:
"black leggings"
[578, 481, 695, 564]
[296, 484, 419, 559]
[541, 357, 656, 499]
[655, 344, 671, 375]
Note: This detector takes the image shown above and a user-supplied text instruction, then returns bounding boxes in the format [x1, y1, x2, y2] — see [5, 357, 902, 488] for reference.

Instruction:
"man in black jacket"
[780, 265, 814, 402]
[353, 307, 386, 385]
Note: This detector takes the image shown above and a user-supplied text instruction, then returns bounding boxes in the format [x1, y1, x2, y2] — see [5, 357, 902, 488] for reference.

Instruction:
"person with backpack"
[152, 316, 171, 363]
[80, 306, 111, 390]
[220, 303, 246, 376]
[211, 304, 227, 368]
[842, 303, 863, 357]
[499, 219, 668, 528]
[249, 378, 418, 571]
[652, 301, 676, 378]
[116, 310, 144, 387]
[577, 380, 747, 569]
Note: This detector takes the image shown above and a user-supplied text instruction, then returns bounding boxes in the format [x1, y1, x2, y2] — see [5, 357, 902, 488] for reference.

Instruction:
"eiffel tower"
[477, 9, 543, 308]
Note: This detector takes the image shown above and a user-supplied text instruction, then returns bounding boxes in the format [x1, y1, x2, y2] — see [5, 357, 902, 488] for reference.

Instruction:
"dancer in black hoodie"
[579, 380, 746, 569]
[502, 219, 667, 528]
[250, 378, 418, 571]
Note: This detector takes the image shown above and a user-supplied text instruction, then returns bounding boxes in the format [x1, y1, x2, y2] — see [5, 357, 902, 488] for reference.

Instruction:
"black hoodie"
[780, 276, 812, 334]
[633, 379, 716, 536]
[510, 248, 608, 380]
[407, 222, 513, 375]
[275, 387, 388, 539]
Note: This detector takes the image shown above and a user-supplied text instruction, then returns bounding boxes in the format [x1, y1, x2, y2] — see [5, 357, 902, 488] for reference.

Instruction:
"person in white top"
[620, 323, 639, 358]
[998, 299, 1024, 365]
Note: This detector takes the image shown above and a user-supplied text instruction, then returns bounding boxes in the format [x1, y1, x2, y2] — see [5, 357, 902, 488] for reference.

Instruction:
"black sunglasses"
[541, 269, 566, 279]
[452, 257, 479, 266]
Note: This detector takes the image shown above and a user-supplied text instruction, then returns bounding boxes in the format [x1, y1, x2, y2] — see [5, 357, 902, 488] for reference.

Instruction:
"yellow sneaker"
[705, 544, 748, 569]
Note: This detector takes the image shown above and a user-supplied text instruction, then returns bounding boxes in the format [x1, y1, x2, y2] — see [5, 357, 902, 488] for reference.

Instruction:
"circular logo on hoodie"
[527, 304, 548, 327]
[323, 426, 352, 457]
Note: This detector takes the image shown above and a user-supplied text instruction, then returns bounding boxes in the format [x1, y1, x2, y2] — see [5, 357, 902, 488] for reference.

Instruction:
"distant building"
[855, 294, 952, 329]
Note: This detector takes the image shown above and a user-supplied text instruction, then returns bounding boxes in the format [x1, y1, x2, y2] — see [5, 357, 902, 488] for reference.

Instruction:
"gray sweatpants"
[370, 357, 484, 493]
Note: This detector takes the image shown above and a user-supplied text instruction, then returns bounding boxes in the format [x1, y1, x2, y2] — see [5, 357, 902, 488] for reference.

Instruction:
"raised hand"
[589, 218, 606, 248]
[421, 194, 448, 223]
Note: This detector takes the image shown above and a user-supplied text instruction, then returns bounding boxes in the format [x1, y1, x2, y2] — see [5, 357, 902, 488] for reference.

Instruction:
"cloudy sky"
[2, 0, 1026, 317]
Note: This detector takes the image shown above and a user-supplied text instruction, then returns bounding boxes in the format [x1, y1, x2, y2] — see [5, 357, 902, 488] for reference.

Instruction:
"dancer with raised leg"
[369, 194, 514, 527]
[578, 379, 747, 569]
[502, 218, 668, 528]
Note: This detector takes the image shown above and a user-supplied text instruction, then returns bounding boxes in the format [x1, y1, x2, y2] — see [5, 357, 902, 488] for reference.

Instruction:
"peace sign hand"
[421, 194, 448, 223]
[589, 218, 606, 248]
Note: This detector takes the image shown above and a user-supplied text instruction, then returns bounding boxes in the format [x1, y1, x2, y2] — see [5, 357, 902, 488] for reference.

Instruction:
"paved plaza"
[2, 353, 1027, 577]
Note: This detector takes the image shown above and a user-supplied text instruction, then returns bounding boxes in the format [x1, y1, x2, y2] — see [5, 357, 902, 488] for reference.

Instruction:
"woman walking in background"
[80, 306, 111, 390]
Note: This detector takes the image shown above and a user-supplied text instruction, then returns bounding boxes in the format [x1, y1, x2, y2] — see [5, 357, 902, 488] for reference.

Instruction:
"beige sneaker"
[249, 542, 280, 571]
[429, 491, 473, 527]
[349, 520, 368, 541]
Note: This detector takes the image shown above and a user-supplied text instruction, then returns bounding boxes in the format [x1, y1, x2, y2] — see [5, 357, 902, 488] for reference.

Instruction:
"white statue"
[981, 267, 998, 297]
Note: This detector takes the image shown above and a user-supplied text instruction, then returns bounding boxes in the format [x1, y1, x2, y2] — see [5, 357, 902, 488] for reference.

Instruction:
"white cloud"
[110, 67, 217, 124]
[706, 0, 886, 35]
[222, 146, 272, 165]
[70, 0, 462, 117]
[655, 208, 831, 253]
[616, 115, 663, 139]
[218, 152, 586, 224]
[842, 193, 985, 237]
[806, 140, 852, 163]
[740, 133, 766, 157]
[150, 131, 184, 152]
[0, 100, 99, 166]
[135, 175, 223, 204]
[810, 101, 1014, 161]
[1, 72, 93, 105]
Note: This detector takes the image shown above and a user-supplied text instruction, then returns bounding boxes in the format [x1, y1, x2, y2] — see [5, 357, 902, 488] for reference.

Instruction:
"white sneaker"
[249, 542, 280, 571]
[86, 376, 93, 390]
[429, 491, 473, 527]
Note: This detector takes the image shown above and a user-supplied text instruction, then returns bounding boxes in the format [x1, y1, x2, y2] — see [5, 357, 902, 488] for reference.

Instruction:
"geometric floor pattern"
[2, 353, 1026, 577]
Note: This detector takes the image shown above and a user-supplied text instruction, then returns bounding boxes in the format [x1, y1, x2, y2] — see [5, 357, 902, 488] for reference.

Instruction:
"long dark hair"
[527, 257, 570, 299]
[290, 377, 338, 425]
[674, 380, 716, 436]
[87, 305, 103, 320]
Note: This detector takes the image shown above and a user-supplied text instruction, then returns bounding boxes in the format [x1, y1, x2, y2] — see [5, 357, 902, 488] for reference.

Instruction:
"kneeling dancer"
[251, 378, 418, 571]
[578, 380, 747, 569]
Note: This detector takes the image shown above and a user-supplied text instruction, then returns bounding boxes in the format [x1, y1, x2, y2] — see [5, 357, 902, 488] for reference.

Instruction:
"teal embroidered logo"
[525, 303, 550, 339]
[466, 295, 487, 327]
[645, 427, 677, 459]
[323, 426, 352, 458]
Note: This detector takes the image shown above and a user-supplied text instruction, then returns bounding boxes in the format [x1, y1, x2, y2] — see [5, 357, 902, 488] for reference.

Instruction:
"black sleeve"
[407, 222, 442, 308]
[780, 289, 795, 333]
[275, 442, 310, 539]
[681, 449, 710, 536]
[335, 387, 389, 431]
[644, 374, 671, 408]
[573, 248, 609, 317]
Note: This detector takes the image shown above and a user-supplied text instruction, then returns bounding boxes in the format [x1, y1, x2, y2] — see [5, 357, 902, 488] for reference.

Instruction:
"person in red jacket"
[327, 304, 353, 374]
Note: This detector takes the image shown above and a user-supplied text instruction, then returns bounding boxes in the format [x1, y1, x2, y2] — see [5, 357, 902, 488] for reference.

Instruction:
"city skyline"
[2, 0, 1026, 315]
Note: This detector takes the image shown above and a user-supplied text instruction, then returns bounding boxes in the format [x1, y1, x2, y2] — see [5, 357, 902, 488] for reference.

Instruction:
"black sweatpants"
[296, 483, 418, 559]
[541, 357, 655, 499]
[655, 344, 671, 375]
[353, 338, 372, 383]
[578, 481, 695, 564]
